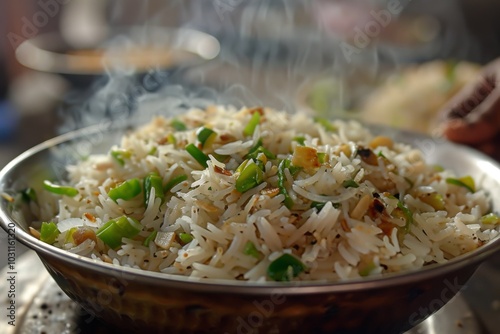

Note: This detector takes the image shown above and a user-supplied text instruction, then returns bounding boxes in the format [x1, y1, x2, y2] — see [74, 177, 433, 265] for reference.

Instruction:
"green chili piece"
[247, 146, 275, 160]
[420, 193, 445, 211]
[236, 161, 264, 193]
[197, 127, 217, 148]
[314, 117, 337, 132]
[164, 174, 188, 193]
[236, 159, 249, 174]
[359, 262, 377, 277]
[311, 201, 326, 211]
[317, 152, 327, 163]
[178, 232, 194, 244]
[40, 222, 60, 244]
[267, 253, 306, 281]
[108, 178, 141, 202]
[278, 160, 295, 209]
[293, 136, 306, 146]
[64, 227, 77, 244]
[96, 220, 122, 249]
[115, 216, 142, 238]
[212, 153, 229, 163]
[342, 180, 359, 188]
[143, 172, 165, 206]
[43, 180, 79, 197]
[243, 241, 260, 259]
[397, 201, 414, 233]
[186, 143, 210, 168]
[21, 187, 38, 203]
[311, 201, 340, 211]
[143, 231, 158, 247]
[111, 149, 131, 166]
[96, 216, 142, 249]
[148, 147, 158, 156]
[480, 213, 500, 225]
[166, 133, 176, 145]
[446, 176, 475, 192]
[171, 119, 187, 131]
[248, 139, 263, 155]
[247, 139, 276, 160]
[288, 164, 302, 176]
[243, 111, 261, 136]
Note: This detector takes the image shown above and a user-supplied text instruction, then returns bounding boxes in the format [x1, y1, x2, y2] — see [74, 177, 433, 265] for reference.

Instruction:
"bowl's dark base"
[39, 253, 477, 334]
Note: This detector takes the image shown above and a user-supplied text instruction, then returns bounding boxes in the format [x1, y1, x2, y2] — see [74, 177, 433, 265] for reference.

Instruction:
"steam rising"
[57, 0, 470, 133]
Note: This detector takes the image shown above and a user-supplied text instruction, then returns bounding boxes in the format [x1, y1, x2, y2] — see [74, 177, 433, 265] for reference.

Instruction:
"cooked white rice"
[32, 106, 499, 281]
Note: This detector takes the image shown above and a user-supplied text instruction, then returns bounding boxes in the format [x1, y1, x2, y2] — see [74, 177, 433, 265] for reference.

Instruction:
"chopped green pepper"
[212, 153, 229, 163]
[178, 232, 194, 244]
[359, 262, 377, 277]
[278, 159, 301, 209]
[115, 216, 142, 237]
[64, 227, 77, 244]
[111, 149, 131, 166]
[247, 139, 276, 160]
[197, 127, 217, 148]
[186, 143, 210, 168]
[317, 152, 327, 164]
[164, 174, 188, 193]
[420, 192, 445, 211]
[311, 201, 326, 211]
[446, 176, 475, 192]
[314, 117, 337, 132]
[267, 254, 306, 281]
[235, 161, 264, 193]
[43, 180, 79, 197]
[243, 241, 260, 259]
[171, 119, 187, 131]
[96, 221, 125, 249]
[148, 147, 158, 156]
[342, 180, 359, 188]
[108, 178, 141, 202]
[293, 136, 306, 146]
[40, 222, 60, 244]
[311, 201, 340, 211]
[166, 133, 176, 145]
[480, 213, 500, 225]
[243, 111, 261, 136]
[96, 216, 142, 249]
[143, 231, 158, 247]
[143, 172, 165, 206]
[397, 201, 414, 233]
[21, 187, 38, 203]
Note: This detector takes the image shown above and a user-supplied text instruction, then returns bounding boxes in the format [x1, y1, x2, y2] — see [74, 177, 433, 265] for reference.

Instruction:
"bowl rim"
[14, 26, 221, 75]
[1, 119, 500, 295]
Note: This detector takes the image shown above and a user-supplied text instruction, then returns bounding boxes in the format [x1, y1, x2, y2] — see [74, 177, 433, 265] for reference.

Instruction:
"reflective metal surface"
[1, 120, 499, 333]
[0, 252, 488, 334]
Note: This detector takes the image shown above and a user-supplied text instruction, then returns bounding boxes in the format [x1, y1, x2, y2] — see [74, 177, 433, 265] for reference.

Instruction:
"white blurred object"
[9, 72, 68, 116]
[60, 0, 108, 49]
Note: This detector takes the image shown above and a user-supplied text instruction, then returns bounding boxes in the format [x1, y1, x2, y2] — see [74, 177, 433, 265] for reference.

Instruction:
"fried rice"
[29, 106, 499, 282]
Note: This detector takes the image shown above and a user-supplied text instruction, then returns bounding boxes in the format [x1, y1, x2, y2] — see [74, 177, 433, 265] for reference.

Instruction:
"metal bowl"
[1, 120, 500, 333]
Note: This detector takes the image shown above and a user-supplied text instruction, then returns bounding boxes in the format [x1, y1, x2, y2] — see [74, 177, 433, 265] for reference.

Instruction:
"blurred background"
[2, 0, 500, 160]
[1, 0, 500, 332]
